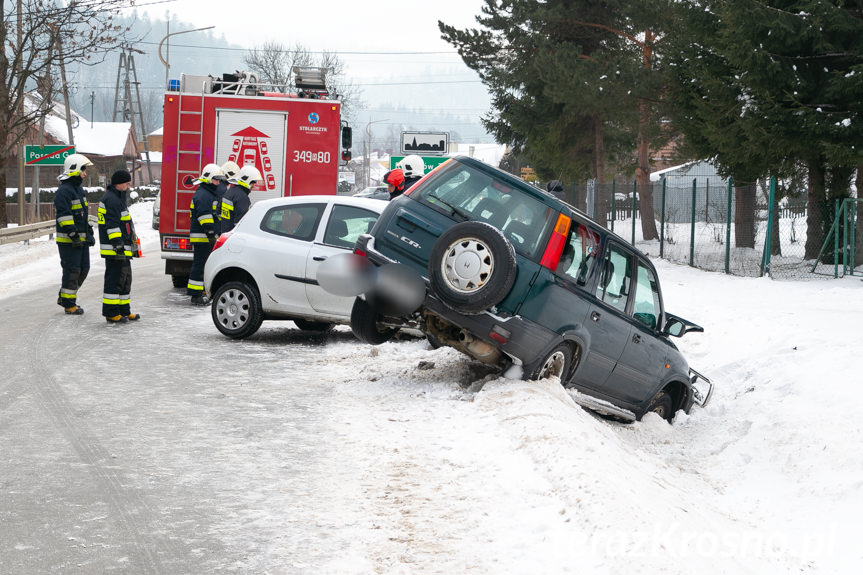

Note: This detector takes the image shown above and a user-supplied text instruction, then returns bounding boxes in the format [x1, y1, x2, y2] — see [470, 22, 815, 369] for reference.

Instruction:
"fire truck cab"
[159, 68, 352, 287]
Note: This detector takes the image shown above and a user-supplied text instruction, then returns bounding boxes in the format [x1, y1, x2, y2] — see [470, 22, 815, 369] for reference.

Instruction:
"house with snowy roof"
[10, 93, 147, 187]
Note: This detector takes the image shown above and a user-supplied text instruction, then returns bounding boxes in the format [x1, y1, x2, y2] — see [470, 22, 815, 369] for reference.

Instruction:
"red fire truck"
[158, 69, 352, 287]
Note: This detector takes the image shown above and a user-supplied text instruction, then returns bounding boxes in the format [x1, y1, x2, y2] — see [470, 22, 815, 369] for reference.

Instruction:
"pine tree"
[440, 0, 672, 237]
[666, 0, 863, 254]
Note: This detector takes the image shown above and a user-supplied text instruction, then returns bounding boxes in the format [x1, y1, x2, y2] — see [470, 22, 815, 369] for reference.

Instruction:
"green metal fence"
[555, 178, 862, 280]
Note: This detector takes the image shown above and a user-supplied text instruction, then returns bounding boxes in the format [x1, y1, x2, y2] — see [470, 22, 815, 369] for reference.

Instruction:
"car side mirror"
[664, 313, 704, 338]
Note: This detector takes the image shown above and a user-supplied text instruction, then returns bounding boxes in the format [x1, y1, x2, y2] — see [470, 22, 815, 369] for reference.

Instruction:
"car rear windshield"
[412, 160, 557, 260]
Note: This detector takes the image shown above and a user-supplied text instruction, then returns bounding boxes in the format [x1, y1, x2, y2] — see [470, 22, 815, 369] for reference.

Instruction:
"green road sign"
[25, 145, 75, 166]
[390, 155, 450, 172]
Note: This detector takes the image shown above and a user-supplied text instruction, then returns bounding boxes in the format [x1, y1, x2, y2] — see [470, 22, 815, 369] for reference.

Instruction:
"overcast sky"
[128, 0, 494, 139]
[133, 0, 488, 80]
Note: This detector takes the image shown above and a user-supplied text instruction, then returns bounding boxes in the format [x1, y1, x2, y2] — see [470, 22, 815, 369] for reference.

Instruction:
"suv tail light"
[539, 213, 571, 270]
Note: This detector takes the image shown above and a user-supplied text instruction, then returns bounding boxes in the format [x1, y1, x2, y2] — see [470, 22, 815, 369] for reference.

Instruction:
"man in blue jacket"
[54, 154, 95, 315]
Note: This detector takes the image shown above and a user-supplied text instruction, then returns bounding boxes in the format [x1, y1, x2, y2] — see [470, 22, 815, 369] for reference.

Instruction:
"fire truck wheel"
[211, 280, 264, 339]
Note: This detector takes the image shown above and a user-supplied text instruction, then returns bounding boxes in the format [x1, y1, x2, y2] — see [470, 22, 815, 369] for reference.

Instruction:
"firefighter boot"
[65, 306, 85, 315]
[106, 315, 129, 324]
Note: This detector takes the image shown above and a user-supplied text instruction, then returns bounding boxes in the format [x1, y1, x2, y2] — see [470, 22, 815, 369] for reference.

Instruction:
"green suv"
[349, 156, 712, 422]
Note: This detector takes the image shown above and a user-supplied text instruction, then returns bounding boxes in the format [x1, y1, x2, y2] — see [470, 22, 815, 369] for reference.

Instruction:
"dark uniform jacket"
[189, 182, 220, 243]
[54, 176, 93, 245]
[404, 176, 422, 193]
[218, 184, 251, 233]
[98, 186, 137, 258]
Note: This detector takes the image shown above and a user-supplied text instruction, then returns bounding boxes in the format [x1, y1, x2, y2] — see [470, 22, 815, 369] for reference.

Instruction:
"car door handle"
[632, 333, 641, 344]
[313, 256, 327, 261]
[591, 311, 601, 322]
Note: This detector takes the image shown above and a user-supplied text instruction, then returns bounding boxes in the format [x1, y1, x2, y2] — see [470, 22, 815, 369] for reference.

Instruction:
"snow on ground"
[1, 201, 861, 573]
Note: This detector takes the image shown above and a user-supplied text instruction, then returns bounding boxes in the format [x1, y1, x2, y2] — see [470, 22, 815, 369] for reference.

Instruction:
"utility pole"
[113, 45, 153, 184]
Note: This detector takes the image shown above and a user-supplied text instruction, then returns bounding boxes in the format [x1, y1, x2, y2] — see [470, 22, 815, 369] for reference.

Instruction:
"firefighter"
[187, 163, 225, 305]
[219, 165, 262, 233]
[217, 160, 240, 200]
[54, 153, 95, 315]
[98, 170, 140, 323]
[397, 155, 425, 192]
[382, 168, 406, 200]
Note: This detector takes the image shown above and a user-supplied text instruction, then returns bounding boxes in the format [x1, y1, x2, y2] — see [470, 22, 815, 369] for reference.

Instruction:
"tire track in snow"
[26, 317, 184, 574]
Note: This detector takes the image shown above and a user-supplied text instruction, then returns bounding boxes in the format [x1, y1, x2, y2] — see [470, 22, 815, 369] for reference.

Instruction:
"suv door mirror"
[663, 313, 704, 338]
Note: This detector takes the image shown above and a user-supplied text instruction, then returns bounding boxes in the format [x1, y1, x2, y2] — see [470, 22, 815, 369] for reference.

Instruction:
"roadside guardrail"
[0, 221, 55, 245]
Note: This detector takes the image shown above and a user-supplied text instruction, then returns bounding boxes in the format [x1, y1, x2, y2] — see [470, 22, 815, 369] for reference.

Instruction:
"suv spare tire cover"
[429, 221, 517, 315]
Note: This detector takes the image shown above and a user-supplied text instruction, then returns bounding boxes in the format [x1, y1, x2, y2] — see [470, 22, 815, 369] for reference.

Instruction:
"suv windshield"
[413, 160, 556, 259]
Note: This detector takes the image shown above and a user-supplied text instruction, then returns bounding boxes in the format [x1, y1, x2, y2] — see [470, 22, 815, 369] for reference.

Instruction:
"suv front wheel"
[428, 221, 517, 315]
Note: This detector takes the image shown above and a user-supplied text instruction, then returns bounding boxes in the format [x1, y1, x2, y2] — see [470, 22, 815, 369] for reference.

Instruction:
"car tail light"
[212, 232, 231, 251]
[539, 213, 571, 270]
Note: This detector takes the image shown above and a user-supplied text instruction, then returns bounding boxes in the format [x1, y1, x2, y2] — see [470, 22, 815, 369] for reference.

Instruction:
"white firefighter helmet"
[193, 163, 225, 185]
[221, 160, 240, 180]
[57, 153, 94, 181]
[233, 165, 263, 189]
[397, 154, 425, 178]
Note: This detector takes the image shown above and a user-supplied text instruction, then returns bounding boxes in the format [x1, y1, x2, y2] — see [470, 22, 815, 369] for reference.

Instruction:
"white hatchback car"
[204, 195, 386, 339]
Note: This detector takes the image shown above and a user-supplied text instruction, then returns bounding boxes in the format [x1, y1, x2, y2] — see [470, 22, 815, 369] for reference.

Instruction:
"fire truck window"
[262, 204, 323, 242]
[323, 205, 379, 249]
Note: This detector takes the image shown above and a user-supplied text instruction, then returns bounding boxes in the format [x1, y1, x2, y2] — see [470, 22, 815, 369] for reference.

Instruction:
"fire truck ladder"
[176, 90, 205, 188]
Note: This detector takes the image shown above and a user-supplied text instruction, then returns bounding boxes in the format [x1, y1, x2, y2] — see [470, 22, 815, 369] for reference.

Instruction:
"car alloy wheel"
[211, 280, 264, 339]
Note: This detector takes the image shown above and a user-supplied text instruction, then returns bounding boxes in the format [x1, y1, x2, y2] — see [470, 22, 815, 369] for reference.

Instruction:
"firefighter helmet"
[221, 160, 240, 180]
[193, 163, 225, 185]
[234, 165, 263, 189]
[397, 155, 425, 179]
[383, 169, 406, 192]
[57, 153, 94, 181]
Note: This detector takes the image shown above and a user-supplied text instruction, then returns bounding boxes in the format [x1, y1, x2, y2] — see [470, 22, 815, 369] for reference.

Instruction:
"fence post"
[632, 180, 637, 245]
[834, 198, 840, 279]
[689, 179, 697, 267]
[761, 176, 777, 277]
[660, 177, 667, 259]
[842, 198, 849, 276]
[611, 179, 616, 233]
[725, 177, 733, 274]
[851, 199, 857, 276]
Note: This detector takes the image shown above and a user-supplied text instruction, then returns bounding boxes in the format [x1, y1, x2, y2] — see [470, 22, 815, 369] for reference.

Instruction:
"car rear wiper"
[428, 193, 470, 221]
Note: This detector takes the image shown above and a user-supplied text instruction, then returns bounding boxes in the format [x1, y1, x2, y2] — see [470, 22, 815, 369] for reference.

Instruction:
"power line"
[134, 39, 460, 56]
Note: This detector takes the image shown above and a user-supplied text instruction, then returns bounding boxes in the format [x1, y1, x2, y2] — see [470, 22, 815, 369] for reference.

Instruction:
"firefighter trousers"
[186, 242, 212, 296]
[102, 258, 132, 318]
[57, 243, 90, 309]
